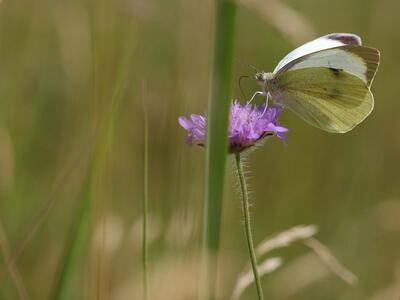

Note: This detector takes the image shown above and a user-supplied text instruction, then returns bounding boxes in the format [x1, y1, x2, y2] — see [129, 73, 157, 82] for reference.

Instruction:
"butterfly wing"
[273, 33, 362, 74]
[275, 45, 380, 86]
[271, 67, 374, 133]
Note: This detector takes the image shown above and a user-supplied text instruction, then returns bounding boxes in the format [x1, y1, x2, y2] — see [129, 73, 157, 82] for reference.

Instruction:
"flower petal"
[178, 116, 193, 130]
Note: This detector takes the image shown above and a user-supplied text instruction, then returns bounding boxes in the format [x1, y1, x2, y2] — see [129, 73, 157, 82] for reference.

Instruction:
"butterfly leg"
[247, 91, 266, 104]
[261, 93, 271, 116]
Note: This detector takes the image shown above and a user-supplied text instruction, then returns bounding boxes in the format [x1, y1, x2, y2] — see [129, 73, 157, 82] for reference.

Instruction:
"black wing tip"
[326, 33, 362, 45]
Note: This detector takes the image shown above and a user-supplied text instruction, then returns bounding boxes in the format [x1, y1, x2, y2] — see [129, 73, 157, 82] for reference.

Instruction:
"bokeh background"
[0, 0, 399, 299]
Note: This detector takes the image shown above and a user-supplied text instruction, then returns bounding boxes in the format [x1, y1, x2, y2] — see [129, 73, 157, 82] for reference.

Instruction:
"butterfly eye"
[255, 73, 264, 81]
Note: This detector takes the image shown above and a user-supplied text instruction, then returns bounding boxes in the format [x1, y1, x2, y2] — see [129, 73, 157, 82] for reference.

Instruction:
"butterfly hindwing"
[272, 67, 374, 133]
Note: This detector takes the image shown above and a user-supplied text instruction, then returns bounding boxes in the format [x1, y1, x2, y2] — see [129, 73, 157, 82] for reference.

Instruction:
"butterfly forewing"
[273, 33, 362, 74]
[275, 45, 380, 87]
[272, 67, 374, 133]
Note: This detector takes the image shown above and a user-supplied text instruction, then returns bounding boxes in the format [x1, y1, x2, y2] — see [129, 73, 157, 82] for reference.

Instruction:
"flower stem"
[235, 153, 264, 300]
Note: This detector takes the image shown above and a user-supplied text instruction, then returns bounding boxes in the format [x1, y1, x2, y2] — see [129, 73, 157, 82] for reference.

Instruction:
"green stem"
[142, 88, 149, 300]
[235, 153, 264, 300]
[200, 0, 236, 299]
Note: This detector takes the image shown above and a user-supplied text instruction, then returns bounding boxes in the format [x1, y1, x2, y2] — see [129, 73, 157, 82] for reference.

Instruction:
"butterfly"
[253, 33, 380, 133]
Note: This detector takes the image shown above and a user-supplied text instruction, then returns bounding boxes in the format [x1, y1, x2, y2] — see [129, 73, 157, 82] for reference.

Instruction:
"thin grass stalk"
[235, 153, 264, 300]
[90, 27, 136, 299]
[0, 218, 31, 300]
[0, 152, 84, 286]
[231, 257, 282, 300]
[304, 238, 358, 285]
[142, 82, 149, 300]
[200, 0, 236, 299]
[51, 23, 136, 300]
[51, 171, 92, 300]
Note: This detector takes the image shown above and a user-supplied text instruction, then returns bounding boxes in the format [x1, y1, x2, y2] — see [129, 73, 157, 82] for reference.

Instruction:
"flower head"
[178, 100, 288, 153]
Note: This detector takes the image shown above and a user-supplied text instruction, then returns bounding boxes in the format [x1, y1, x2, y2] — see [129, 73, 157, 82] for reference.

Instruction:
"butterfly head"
[255, 72, 274, 85]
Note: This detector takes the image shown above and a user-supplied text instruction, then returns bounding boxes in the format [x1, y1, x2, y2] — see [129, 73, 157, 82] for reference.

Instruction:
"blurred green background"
[0, 0, 399, 299]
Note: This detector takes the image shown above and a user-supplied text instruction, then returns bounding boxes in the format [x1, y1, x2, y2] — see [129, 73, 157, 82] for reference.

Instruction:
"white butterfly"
[253, 33, 380, 133]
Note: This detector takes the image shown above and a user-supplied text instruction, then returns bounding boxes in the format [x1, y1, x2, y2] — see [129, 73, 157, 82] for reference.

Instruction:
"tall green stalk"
[200, 0, 236, 299]
[235, 153, 264, 300]
[142, 85, 149, 300]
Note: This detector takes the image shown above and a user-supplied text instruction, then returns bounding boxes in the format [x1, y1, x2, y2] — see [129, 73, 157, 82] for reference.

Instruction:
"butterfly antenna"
[238, 75, 251, 102]
[235, 57, 260, 73]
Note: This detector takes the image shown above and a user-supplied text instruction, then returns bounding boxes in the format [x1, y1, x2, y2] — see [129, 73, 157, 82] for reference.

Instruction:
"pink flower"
[179, 100, 288, 153]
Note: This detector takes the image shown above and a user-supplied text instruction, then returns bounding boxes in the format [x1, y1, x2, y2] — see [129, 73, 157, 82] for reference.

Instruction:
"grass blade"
[142, 82, 149, 300]
[0, 219, 31, 300]
[200, 1, 236, 299]
[256, 225, 318, 256]
[51, 21, 136, 300]
[50, 170, 92, 300]
[304, 238, 358, 286]
[231, 257, 282, 300]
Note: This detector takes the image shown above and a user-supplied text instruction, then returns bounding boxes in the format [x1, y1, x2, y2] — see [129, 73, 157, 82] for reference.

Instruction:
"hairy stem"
[235, 153, 264, 300]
